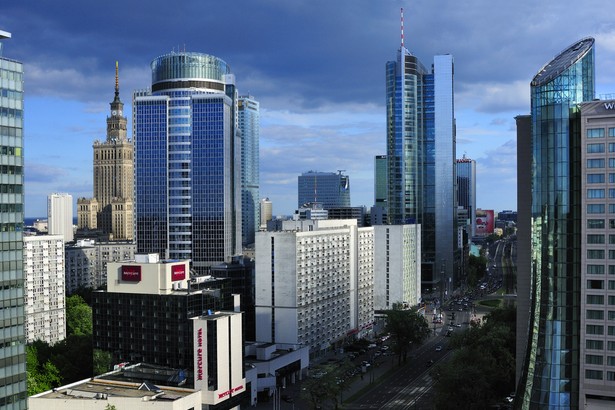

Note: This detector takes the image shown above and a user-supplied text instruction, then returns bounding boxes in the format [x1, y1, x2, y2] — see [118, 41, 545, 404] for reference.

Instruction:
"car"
[426, 360, 434, 367]
[435, 345, 442, 351]
[455, 323, 462, 327]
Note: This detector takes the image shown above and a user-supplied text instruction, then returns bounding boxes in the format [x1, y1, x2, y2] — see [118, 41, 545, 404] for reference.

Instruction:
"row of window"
[588, 128, 615, 138]
[586, 294, 615, 304]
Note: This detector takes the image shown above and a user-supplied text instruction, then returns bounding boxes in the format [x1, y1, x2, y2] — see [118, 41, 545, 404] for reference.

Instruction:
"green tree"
[66, 294, 93, 336]
[93, 349, 114, 375]
[301, 359, 354, 409]
[26, 344, 61, 395]
[385, 307, 430, 364]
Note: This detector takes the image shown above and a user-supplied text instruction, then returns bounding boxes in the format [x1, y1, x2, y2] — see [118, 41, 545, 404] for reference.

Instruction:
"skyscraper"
[385, 10, 457, 295]
[297, 170, 350, 209]
[78, 63, 133, 240]
[374, 155, 387, 207]
[238, 95, 260, 246]
[456, 155, 476, 237]
[48, 193, 74, 242]
[133, 52, 241, 274]
[259, 197, 272, 229]
[0, 29, 27, 408]
[517, 37, 595, 409]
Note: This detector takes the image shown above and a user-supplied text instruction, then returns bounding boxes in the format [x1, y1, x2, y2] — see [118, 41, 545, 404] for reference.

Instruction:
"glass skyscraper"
[517, 37, 595, 409]
[133, 52, 241, 274]
[297, 170, 351, 209]
[385, 37, 456, 295]
[0, 30, 27, 409]
[456, 156, 476, 237]
[238, 95, 259, 246]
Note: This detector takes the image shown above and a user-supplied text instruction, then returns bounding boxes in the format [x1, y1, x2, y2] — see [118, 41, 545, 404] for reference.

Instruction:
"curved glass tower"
[518, 38, 595, 409]
[134, 52, 241, 273]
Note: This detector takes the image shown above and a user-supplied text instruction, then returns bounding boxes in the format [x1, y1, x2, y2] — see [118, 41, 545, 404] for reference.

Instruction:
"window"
[609, 296, 615, 305]
[588, 204, 605, 215]
[586, 354, 604, 364]
[588, 249, 605, 259]
[610, 143, 615, 152]
[587, 310, 604, 320]
[609, 311, 615, 320]
[610, 127, 615, 137]
[588, 143, 605, 153]
[587, 294, 605, 304]
[587, 324, 604, 335]
[611, 173, 615, 183]
[587, 265, 605, 275]
[588, 219, 605, 229]
[588, 159, 606, 168]
[608, 372, 615, 381]
[610, 235, 615, 244]
[611, 219, 615, 229]
[610, 327, 615, 336]
[610, 204, 615, 214]
[610, 341, 615, 351]
[587, 173, 605, 183]
[588, 128, 606, 138]
[587, 279, 604, 289]
[610, 189, 615, 198]
[586, 369, 603, 380]
[587, 339, 604, 350]
[609, 280, 615, 290]
[610, 158, 615, 168]
[587, 234, 605, 244]
[588, 189, 605, 198]
[610, 265, 615, 275]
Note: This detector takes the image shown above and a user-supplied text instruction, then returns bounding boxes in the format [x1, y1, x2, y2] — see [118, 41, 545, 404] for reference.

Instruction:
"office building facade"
[0, 29, 27, 409]
[374, 155, 387, 206]
[456, 155, 476, 237]
[517, 37, 595, 409]
[133, 52, 241, 274]
[297, 170, 350, 209]
[238, 95, 260, 246]
[259, 197, 272, 229]
[78, 63, 134, 241]
[48, 193, 73, 242]
[385, 30, 457, 295]
[24, 235, 66, 344]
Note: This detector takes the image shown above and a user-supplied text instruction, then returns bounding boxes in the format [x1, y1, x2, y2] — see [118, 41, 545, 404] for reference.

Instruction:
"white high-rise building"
[24, 235, 66, 344]
[260, 197, 272, 229]
[48, 193, 74, 242]
[255, 218, 374, 352]
[373, 224, 421, 310]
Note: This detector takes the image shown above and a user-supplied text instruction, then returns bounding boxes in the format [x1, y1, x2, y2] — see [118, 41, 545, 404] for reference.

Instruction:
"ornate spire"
[113, 61, 121, 103]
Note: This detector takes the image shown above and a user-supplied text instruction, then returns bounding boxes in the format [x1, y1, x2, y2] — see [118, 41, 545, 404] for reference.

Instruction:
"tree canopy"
[385, 307, 430, 364]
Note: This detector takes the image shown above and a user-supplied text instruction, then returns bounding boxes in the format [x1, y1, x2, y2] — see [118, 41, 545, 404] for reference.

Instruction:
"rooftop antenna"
[115, 61, 119, 96]
[400, 7, 405, 48]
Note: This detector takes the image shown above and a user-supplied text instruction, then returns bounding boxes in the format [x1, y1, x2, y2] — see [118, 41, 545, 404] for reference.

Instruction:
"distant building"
[374, 155, 387, 207]
[373, 224, 421, 310]
[497, 210, 517, 223]
[78, 63, 134, 241]
[65, 239, 136, 293]
[0, 29, 28, 407]
[327, 206, 366, 226]
[24, 235, 66, 344]
[256, 218, 374, 352]
[298, 170, 350, 209]
[239, 95, 260, 246]
[259, 197, 272, 229]
[48, 193, 74, 242]
[456, 155, 476, 237]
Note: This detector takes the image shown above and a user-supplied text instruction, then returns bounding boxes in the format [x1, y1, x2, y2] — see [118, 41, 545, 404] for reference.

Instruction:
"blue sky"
[3, 0, 615, 217]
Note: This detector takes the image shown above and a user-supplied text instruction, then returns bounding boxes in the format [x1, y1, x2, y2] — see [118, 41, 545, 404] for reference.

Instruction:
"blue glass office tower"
[297, 170, 351, 209]
[0, 30, 27, 408]
[386, 40, 456, 296]
[456, 156, 476, 237]
[517, 38, 595, 409]
[133, 52, 241, 274]
[238, 95, 259, 246]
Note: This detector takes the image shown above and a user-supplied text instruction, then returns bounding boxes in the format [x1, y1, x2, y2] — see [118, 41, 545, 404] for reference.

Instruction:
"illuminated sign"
[171, 264, 186, 281]
[604, 102, 615, 110]
[196, 328, 203, 381]
[121, 265, 141, 282]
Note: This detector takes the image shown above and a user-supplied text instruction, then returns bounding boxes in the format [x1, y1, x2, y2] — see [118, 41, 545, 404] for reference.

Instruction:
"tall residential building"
[255, 218, 374, 352]
[578, 100, 615, 406]
[516, 37, 595, 409]
[259, 197, 272, 229]
[238, 95, 260, 247]
[78, 63, 134, 241]
[24, 235, 66, 344]
[385, 14, 457, 295]
[0, 29, 27, 408]
[133, 52, 241, 274]
[48, 193, 74, 242]
[297, 170, 351, 209]
[456, 155, 476, 237]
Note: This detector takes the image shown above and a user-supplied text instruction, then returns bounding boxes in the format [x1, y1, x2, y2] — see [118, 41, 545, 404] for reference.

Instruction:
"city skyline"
[4, 1, 615, 216]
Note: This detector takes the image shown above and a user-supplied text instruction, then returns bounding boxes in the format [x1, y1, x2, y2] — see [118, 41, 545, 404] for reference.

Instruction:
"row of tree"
[432, 306, 516, 409]
[26, 294, 95, 396]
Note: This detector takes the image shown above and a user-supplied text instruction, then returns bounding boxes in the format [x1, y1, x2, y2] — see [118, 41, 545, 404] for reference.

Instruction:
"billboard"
[476, 209, 495, 235]
[121, 265, 141, 282]
[171, 264, 186, 281]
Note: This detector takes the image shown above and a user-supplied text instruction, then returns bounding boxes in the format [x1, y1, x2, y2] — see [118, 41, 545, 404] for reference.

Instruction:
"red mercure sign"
[196, 328, 203, 381]
[171, 264, 186, 281]
[121, 265, 141, 282]
[218, 385, 244, 399]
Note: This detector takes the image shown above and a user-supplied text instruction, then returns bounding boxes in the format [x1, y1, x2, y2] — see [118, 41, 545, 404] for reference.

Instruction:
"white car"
[435, 345, 442, 351]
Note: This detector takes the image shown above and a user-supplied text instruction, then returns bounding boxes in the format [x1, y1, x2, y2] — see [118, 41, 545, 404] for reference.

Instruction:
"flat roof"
[0, 30, 11, 40]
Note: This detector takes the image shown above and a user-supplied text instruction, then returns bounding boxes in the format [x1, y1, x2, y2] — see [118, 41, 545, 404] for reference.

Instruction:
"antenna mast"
[400, 7, 405, 48]
[115, 61, 119, 97]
